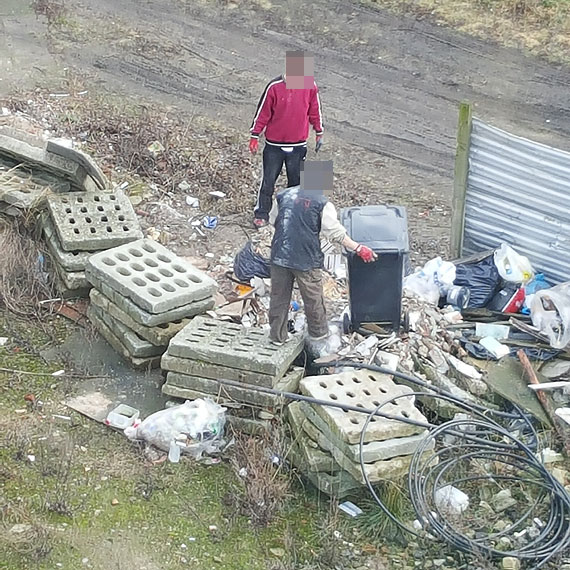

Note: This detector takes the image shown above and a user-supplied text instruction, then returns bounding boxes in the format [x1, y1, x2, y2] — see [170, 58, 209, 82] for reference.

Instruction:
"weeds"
[229, 431, 292, 527]
[0, 219, 54, 318]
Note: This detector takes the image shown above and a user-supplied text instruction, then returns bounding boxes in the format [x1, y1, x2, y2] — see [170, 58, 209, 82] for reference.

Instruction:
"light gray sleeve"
[269, 200, 278, 226]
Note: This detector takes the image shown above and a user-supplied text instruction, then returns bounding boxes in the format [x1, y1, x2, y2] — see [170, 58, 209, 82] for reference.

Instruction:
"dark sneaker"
[253, 218, 268, 229]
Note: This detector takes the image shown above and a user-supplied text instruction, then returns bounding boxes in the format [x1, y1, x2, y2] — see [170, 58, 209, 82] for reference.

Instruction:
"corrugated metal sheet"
[462, 118, 570, 284]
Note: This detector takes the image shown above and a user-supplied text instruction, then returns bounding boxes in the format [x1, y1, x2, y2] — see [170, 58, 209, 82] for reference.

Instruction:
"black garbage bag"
[233, 241, 271, 282]
[454, 255, 501, 308]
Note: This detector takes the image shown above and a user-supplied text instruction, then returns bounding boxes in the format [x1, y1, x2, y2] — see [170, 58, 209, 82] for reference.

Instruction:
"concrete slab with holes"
[47, 190, 142, 252]
[161, 353, 278, 387]
[89, 303, 166, 358]
[290, 401, 432, 463]
[86, 239, 217, 314]
[299, 370, 427, 444]
[162, 366, 303, 408]
[91, 278, 214, 327]
[168, 316, 303, 377]
[41, 213, 92, 272]
[87, 306, 161, 370]
[90, 289, 190, 346]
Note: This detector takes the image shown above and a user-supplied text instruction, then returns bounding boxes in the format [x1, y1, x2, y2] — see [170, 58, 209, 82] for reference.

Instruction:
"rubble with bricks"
[161, 315, 305, 434]
[85, 239, 218, 369]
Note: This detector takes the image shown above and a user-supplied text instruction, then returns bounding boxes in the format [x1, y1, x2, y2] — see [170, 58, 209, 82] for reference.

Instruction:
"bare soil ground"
[2, 0, 570, 262]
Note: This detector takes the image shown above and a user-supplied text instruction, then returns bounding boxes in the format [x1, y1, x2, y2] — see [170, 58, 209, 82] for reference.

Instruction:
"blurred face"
[300, 160, 333, 196]
[285, 53, 314, 89]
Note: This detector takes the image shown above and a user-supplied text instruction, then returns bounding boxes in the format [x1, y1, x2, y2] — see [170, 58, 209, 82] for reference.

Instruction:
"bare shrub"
[0, 219, 54, 318]
[229, 431, 292, 527]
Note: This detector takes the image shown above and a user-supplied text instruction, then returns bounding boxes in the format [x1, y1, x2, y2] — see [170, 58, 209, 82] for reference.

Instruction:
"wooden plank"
[450, 101, 473, 258]
[518, 350, 570, 454]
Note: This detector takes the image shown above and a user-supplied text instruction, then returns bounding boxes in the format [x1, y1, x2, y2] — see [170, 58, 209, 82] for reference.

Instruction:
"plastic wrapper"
[454, 255, 501, 308]
[403, 257, 456, 304]
[493, 243, 534, 283]
[233, 241, 271, 282]
[530, 281, 570, 349]
[124, 399, 227, 459]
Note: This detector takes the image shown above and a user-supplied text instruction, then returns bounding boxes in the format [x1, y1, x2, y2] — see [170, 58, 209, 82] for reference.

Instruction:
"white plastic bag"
[493, 243, 534, 283]
[124, 399, 227, 459]
[434, 485, 470, 515]
[530, 281, 570, 349]
[403, 257, 456, 304]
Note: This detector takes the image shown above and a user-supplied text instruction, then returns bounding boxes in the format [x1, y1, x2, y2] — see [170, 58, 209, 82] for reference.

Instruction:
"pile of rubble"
[40, 190, 143, 297]
[287, 369, 432, 497]
[85, 239, 217, 369]
[161, 316, 304, 434]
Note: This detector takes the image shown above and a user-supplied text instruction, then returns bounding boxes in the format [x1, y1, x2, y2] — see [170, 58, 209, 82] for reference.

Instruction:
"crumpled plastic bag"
[403, 257, 456, 304]
[494, 243, 534, 283]
[124, 399, 227, 459]
[233, 241, 271, 282]
[530, 281, 570, 349]
[454, 255, 501, 308]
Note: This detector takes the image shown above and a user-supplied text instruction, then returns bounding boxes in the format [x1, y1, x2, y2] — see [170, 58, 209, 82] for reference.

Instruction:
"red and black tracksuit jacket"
[249, 75, 324, 146]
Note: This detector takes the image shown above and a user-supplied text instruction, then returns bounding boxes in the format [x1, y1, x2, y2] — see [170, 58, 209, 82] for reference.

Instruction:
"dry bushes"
[229, 431, 292, 527]
[0, 219, 54, 318]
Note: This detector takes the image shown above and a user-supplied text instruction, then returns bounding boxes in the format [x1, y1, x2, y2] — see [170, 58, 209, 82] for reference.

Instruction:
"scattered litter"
[479, 336, 510, 359]
[27, 454, 35, 462]
[52, 414, 71, 421]
[202, 216, 218, 229]
[494, 243, 534, 283]
[105, 404, 140, 430]
[111, 498, 119, 506]
[147, 141, 165, 154]
[537, 447, 565, 464]
[339, 501, 363, 517]
[185, 195, 199, 208]
[209, 191, 226, 199]
[178, 180, 191, 192]
[475, 323, 510, 340]
[530, 281, 570, 349]
[355, 334, 378, 357]
[208, 525, 218, 533]
[434, 485, 469, 515]
[238, 467, 248, 477]
[0, 337, 8, 346]
[51, 369, 65, 376]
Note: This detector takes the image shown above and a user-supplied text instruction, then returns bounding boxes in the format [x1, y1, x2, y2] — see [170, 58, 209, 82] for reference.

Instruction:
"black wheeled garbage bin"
[340, 205, 409, 333]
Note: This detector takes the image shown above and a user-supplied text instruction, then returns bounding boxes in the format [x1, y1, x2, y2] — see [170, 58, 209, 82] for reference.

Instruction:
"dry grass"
[229, 431, 292, 527]
[371, 0, 570, 61]
[0, 219, 55, 318]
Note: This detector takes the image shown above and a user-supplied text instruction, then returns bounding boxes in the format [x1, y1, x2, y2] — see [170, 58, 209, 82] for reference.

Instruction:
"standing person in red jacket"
[249, 50, 324, 228]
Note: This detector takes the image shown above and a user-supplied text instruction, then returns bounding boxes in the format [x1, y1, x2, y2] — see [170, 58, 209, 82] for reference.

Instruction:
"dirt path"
[2, 0, 570, 258]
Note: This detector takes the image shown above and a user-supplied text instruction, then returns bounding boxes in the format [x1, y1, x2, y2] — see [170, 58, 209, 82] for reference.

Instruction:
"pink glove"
[249, 137, 259, 154]
[355, 244, 377, 263]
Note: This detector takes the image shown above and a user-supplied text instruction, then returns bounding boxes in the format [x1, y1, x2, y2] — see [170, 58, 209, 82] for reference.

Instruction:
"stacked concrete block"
[40, 190, 143, 297]
[287, 370, 433, 497]
[161, 316, 305, 432]
[86, 240, 218, 370]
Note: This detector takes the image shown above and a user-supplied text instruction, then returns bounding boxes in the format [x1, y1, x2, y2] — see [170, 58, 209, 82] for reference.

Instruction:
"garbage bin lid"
[340, 205, 409, 252]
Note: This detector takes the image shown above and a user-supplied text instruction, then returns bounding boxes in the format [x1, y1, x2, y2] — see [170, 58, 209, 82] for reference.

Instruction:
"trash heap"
[0, 132, 109, 216]
[287, 369, 432, 498]
[40, 189, 143, 297]
[161, 315, 305, 434]
[85, 239, 218, 369]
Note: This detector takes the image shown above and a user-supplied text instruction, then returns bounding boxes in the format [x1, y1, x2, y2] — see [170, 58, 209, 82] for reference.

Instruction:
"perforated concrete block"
[163, 367, 303, 408]
[86, 239, 217, 313]
[161, 353, 276, 387]
[90, 289, 190, 346]
[89, 304, 166, 358]
[47, 190, 142, 252]
[299, 370, 427, 444]
[87, 306, 161, 370]
[42, 213, 92, 272]
[168, 316, 303, 377]
[91, 278, 215, 326]
[294, 401, 433, 464]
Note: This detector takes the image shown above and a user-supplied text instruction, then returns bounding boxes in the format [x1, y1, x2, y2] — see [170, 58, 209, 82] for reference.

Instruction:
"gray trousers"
[269, 264, 328, 343]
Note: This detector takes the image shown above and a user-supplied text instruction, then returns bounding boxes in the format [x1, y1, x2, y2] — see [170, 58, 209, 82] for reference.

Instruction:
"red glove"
[249, 137, 259, 154]
[355, 244, 377, 263]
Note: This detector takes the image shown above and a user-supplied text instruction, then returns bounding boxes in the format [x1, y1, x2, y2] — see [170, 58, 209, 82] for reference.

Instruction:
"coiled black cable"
[341, 361, 570, 569]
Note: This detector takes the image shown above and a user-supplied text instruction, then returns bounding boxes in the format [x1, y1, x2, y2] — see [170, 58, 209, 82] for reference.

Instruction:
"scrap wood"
[528, 381, 570, 392]
[510, 317, 551, 345]
[518, 350, 570, 455]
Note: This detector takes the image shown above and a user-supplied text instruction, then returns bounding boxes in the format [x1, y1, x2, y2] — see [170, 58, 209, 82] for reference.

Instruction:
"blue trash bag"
[233, 241, 271, 282]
